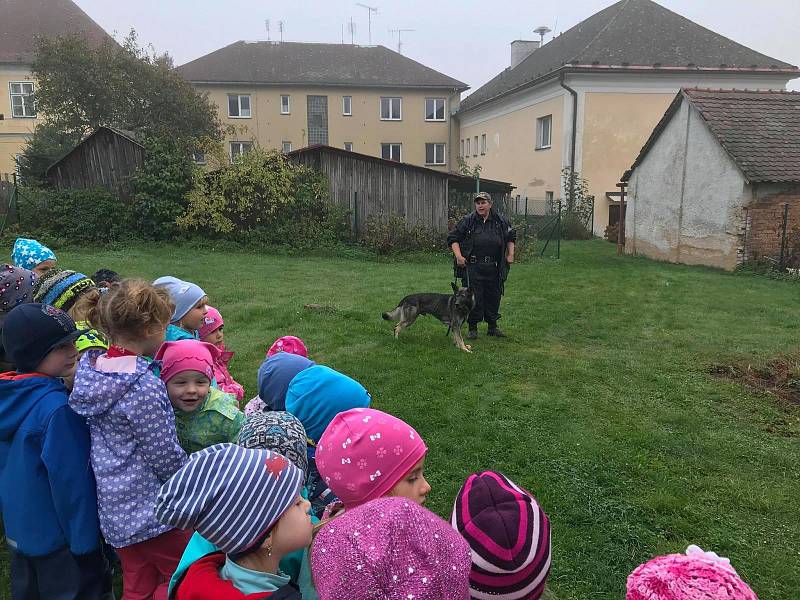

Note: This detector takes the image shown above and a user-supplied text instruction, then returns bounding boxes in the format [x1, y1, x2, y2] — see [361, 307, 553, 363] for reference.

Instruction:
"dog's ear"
[451, 281, 458, 294]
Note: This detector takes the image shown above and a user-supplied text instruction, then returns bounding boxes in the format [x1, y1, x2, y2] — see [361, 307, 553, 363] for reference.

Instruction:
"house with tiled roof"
[455, 0, 798, 234]
[623, 88, 800, 270]
[0, 0, 112, 174]
[176, 41, 467, 169]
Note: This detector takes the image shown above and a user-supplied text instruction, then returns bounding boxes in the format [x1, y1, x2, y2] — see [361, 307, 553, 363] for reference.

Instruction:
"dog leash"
[446, 262, 470, 337]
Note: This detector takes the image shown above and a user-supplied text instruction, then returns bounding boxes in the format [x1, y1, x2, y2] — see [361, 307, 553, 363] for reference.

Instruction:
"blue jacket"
[0, 372, 101, 557]
[165, 324, 197, 342]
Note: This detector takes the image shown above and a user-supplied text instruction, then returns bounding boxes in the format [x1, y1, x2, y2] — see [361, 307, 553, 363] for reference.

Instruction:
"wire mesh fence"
[742, 201, 800, 273]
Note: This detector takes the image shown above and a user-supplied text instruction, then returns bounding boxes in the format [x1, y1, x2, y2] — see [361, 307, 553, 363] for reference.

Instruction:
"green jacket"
[173, 387, 245, 454]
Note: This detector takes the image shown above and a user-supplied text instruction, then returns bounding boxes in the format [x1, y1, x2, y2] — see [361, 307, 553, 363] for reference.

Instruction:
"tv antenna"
[278, 20, 285, 42]
[389, 28, 414, 54]
[356, 3, 377, 45]
[265, 19, 271, 42]
[348, 17, 356, 44]
[534, 26, 551, 45]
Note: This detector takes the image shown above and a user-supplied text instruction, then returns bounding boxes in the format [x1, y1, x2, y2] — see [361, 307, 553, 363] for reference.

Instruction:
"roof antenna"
[265, 19, 271, 42]
[348, 17, 356, 44]
[278, 20, 284, 43]
[534, 26, 552, 46]
[389, 28, 415, 54]
[356, 3, 377, 45]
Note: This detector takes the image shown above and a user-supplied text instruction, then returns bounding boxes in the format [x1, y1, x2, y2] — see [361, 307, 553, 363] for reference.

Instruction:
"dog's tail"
[382, 306, 402, 321]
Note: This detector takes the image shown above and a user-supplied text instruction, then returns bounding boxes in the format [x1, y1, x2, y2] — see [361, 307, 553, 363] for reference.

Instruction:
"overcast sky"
[75, 0, 800, 92]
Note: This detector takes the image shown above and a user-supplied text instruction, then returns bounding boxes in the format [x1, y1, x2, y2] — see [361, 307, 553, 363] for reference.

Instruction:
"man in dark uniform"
[447, 192, 516, 339]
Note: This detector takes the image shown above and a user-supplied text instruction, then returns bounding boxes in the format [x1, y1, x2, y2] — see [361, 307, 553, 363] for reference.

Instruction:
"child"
[92, 269, 121, 288]
[0, 303, 110, 599]
[315, 407, 430, 512]
[155, 444, 311, 599]
[311, 497, 472, 600]
[244, 351, 315, 416]
[451, 471, 552, 600]
[69, 279, 190, 600]
[267, 335, 308, 358]
[198, 307, 244, 401]
[154, 340, 245, 454]
[0, 264, 36, 372]
[627, 545, 758, 600]
[153, 276, 209, 342]
[11, 237, 57, 276]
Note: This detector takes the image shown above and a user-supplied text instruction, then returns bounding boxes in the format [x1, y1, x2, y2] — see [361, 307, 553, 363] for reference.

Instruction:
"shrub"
[561, 212, 593, 240]
[604, 222, 624, 243]
[362, 215, 446, 255]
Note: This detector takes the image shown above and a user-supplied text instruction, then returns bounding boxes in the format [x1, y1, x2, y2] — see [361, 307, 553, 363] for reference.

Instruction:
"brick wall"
[744, 188, 800, 263]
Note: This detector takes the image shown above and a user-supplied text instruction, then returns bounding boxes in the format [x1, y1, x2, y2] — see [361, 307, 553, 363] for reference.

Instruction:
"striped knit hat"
[451, 471, 551, 600]
[33, 269, 96, 313]
[155, 443, 304, 555]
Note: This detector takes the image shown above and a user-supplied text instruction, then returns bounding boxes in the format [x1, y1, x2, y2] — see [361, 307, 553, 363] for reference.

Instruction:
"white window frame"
[9, 81, 36, 118]
[280, 95, 291, 115]
[344, 142, 353, 151]
[342, 96, 352, 116]
[227, 94, 251, 118]
[465, 138, 470, 157]
[380, 97, 402, 121]
[460, 139, 464, 157]
[536, 114, 553, 150]
[281, 141, 292, 154]
[473, 136, 478, 157]
[229, 141, 253, 162]
[480, 134, 487, 155]
[425, 143, 446, 165]
[424, 98, 446, 122]
[380, 143, 402, 162]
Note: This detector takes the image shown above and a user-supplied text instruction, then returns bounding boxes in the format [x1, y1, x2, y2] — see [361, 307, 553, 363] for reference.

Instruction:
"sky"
[74, 0, 800, 92]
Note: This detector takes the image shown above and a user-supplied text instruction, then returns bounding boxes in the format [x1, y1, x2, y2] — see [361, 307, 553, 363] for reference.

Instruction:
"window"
[343, 96, 352, 116]
[466, 138, 471, 156]
[460, 139, 464, 157]
[380, 97, 402, 120]
[425, 98, 446, 121]
[281, 141, 292, 154]
[537, 115, 552, 149]
[381, 143, 402, 162]
[473, 136, 478, 156]
[545, 191, 555, 213]
[227, 94, 251, 118]
[230, 141, 253, 162]
[480, 134, 487, 155]
[9, 81, 36, 118]
[425, 143, 446, 165]
[281, 95, 290, 114]
[344, 142, 353, 151]
[192, 151, 207, 164]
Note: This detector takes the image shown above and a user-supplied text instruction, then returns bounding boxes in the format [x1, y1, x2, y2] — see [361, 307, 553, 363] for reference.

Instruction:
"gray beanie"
[153, 276, 206, 322]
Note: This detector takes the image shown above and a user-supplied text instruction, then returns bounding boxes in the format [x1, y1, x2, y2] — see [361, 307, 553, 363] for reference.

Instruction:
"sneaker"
[487, 327, 506, 338]
[467, 329, 478, 340]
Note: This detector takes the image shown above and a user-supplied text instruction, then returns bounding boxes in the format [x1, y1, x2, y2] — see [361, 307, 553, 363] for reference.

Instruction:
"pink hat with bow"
[267, 335, 308, 358]
[155, 340, 220, 383]
[198, 306, 223, 340]
[315, 408, 427, 508]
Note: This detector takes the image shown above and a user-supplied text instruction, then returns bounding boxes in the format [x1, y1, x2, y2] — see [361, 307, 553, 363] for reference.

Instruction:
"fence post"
[556, 200, 561, 259]
[779, 202, 789, 269]
[353, 191, 359, 238]
[524, 197, 528, 241]
[590, 196, 595, 237]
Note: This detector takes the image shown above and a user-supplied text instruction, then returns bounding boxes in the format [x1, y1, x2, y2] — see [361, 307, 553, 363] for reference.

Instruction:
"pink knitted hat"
[267, 335, 308, 358]
[154, 340, 220, 383]
[627, 547, 758, 600]
[198, 306, 223, 340]
[311, 497, 472, 600]
[315, 408, 428, 508]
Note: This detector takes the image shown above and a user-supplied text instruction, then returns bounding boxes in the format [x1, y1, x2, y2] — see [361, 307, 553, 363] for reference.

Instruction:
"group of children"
[0, 237, 761, 600]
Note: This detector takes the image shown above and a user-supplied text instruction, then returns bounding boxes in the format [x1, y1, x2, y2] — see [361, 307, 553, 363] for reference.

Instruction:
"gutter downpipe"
[559, 71, 578, 213]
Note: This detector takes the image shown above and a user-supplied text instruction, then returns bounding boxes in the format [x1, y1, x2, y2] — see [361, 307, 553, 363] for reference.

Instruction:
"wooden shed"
[288, 145, 512, 234]
[46, 127, 145, 201]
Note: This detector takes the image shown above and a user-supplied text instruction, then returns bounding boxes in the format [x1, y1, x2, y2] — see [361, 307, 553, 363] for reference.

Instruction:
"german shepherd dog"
[382, 283, 476, 352]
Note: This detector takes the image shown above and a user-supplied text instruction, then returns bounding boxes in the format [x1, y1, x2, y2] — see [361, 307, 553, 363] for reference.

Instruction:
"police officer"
[447, 192, 516, 339]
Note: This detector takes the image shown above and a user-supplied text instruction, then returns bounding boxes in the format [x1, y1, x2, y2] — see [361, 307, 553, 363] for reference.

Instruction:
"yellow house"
[0, 0, 111, 175]
[455, 0, 798, 234]
[176, 41, 467, 170]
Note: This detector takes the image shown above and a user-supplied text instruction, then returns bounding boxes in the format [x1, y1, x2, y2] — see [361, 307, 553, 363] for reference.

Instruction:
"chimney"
[510, 40, 540, 69]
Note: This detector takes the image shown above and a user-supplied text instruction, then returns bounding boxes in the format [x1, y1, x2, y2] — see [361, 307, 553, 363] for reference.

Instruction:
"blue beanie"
[258, 352, 316, 411]
[284, 365, 371, 443]
[153, 276, 206, 322]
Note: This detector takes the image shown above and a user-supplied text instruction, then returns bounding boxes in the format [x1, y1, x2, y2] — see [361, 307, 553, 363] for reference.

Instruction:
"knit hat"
[33, 270, 96, 313]
[11, 238, 56, 270]
[153, 276, 206, 323]
[198, 306, 224, 340]
[316, 408, 427, 508]
[452, 471, 552, 600]
[0, 264, 36, 315]
[237, 411, 309, 474]
[627, 546, 758, 600]
[1, 303, 87, 372]
[312, 497, 473, 600]
[267, 335, 308, 358]
[74, 321, 109, 353]
[257, 352, 316, 412]
[91, 269, 120, 286]
[155, 443, 304, 556]
[154, 340, 220, 383]
[285, 365, 371, 443]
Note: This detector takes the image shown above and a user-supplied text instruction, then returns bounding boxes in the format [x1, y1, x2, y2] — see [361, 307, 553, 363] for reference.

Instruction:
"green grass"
[3, 240, 799, 599]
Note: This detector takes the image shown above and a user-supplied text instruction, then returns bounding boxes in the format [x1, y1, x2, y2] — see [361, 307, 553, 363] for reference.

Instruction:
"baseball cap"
[1, 303, 88, 372]
[474, 191, 492, 202]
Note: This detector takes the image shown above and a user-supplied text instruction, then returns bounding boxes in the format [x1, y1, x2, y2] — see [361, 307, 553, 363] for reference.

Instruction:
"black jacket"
[447, 210, 517, 289]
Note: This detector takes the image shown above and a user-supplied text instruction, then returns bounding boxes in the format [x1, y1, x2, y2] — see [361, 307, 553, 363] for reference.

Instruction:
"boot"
[487, 325, 506, 337]
[467, 326, 478, 340]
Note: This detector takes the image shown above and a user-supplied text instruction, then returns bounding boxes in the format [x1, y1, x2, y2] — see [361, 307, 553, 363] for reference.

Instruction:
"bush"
[560, 212, 593, 240]
[361, 215, 446, 255]
[604, 222, 624, 243]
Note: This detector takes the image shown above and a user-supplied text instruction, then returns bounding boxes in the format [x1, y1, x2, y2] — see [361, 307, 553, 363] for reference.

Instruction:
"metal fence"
[0, 173, 18, 236]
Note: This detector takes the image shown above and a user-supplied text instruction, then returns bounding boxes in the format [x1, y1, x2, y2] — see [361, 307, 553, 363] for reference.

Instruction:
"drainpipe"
[559, 72, 578, 210]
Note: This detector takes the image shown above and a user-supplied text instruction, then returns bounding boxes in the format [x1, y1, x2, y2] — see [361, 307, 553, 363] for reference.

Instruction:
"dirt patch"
[710, 352, 800, 405]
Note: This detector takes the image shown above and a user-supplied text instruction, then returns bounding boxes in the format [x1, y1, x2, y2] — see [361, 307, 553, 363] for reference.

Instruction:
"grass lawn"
[2, 239, 798, 599]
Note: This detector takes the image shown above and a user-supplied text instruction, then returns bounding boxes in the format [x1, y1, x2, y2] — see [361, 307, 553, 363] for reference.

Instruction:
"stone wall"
[744, 186, 800, 264]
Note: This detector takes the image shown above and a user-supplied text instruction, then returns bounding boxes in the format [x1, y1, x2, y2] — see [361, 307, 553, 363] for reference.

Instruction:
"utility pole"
[265, 19, 271, 41]
[278, 20, 284, 42]
[356, 3, 377, 45]
[388, 28, 414, 54]
[348, 18, 356, 44]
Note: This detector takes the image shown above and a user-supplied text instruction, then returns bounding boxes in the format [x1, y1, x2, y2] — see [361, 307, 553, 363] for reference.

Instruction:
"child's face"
[141, 324, 168, 358]
[32, 260, 56, 277]
[166, 370, 211, 413]
[202, 326, 224, 347]
[388, 456, 431, 505]
[37, 342, 79, 379]
[272, 495, 313, 556]
[181, 299, 209, 331]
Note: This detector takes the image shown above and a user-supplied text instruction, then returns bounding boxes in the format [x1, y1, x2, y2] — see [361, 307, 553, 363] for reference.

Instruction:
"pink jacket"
[213, 348, 244, 402]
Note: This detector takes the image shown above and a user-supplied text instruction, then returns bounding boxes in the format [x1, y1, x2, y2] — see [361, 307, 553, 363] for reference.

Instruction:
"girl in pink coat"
[198, 307, 244, 402]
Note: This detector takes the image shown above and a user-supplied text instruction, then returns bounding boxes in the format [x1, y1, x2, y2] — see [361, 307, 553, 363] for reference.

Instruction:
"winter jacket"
[214, 347, 244, 402]
[173, 387, 245, 454]
[166, 324, 198, 342]
[69, 350, 188, 548]
[0, 372, 101, 557]
[447, 209, 517, 289]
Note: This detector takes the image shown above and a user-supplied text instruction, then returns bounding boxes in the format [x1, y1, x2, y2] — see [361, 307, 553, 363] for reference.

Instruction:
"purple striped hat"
[451, 471, 551, 600]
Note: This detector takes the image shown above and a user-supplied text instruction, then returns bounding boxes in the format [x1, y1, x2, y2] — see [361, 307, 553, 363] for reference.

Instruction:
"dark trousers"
[10, 545, 114, 600]
[463, 266, 502, 328]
